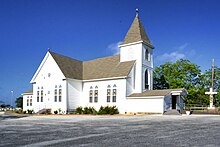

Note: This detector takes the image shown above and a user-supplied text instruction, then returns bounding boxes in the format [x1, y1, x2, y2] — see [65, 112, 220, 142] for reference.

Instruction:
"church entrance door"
[172, 95, 176, 109]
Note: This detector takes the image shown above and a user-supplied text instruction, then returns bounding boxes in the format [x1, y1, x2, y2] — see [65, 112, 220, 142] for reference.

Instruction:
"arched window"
[94, 86, 98, 103]
[57, 85, 62, 102]
[54, 89, 57, 102]
[145, 69, 149, 89]
[144, 49, 150, 61]
[113, 85, 117, 102]
[89, 86, 93, 103]
[41, 90, 43, 102]
[59, 88, 62, 102]
[145, 49, 149, 61]
[30, 99, 32, 106]
[37, 91, 40, 102]
[107, 85, 111, 102]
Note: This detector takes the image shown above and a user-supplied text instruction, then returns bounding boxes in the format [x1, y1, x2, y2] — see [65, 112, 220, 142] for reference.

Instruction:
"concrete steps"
[164, 109, 181, 115]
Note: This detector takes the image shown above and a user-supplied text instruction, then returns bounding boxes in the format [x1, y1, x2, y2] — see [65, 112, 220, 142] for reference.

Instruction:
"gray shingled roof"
[83, 55, 135, 80]
[50, 52, 135, 80]
[50, 51, 83, 80]
[128, 89, 184, 97]
[121, 15, 153, 47]
[23, 89, 33, 94]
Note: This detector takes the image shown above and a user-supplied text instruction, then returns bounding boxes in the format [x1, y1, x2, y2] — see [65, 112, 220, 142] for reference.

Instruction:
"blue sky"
[1, 0, 220, 106]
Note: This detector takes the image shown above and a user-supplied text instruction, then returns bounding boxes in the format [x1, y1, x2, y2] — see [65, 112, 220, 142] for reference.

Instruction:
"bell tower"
[119, 9, 154, 93]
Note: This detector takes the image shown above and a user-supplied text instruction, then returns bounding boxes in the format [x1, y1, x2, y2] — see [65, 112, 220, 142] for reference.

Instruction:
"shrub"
[58, 108, 61, 114]
[23, 110, 26, 114]
[27, 109, 33, 114]
[89, 107, 97, 114]
[84, 107, 97, 114]
[109, 106, 119, 115]
[76, 107, 83, 114]
[15, 109, 23, 114]
[54, 110, 58, 114]
[75, 106, 119, 115]
[98, 106, 119, 115]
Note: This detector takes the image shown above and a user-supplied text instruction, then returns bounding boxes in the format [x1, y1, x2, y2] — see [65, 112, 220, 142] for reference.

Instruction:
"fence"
[185, 104, 208, 111]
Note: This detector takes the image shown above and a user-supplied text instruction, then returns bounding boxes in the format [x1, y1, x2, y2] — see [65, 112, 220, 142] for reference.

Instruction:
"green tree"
[15, 97, 23, 108]
[153, 59, 202, 104]
[153, 59, 201, 90]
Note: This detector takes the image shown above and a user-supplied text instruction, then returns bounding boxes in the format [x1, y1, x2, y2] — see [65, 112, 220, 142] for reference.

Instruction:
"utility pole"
[212, 58, 214, 92]
[205, 58, 217, 109]
[11, 90, 13, 109]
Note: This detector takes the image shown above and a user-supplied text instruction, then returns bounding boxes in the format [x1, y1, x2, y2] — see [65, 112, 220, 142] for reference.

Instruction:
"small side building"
[126, 89, 186, 114]
[22, 90, 33, 111]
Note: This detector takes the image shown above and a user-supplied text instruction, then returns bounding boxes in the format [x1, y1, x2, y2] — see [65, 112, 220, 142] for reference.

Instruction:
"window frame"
[94, 86, 98, 103]
[89, 87, 93, 103]
[112, 85, 117, 102]
[107, 85, 111, 102]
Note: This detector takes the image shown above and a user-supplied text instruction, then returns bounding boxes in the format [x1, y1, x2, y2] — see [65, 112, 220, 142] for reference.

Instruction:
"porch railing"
[185, 104, 208, 111]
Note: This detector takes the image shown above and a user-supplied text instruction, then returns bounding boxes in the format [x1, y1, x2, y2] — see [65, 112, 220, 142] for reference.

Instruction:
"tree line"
[153, 59, 220, 105]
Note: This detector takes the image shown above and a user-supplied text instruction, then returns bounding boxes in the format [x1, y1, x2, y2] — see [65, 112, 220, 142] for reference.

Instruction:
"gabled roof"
[23, 89, 33, 95]
[83, 55, 135, 80]
[121, 14, 153, 47]
[50, 51, 83, 80]
[128, 88, 185, 97]
[49, 51, 135, 81]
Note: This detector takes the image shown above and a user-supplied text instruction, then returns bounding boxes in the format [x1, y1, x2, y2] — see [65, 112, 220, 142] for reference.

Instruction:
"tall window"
[112, 85, 117, 102]
[145, 49, 150, 61]
[107, 85, 111, 102]
[89, 86, 93, 103]
[37, 91, 39, 102]
[41, 90, 43, 102]
[94, 86, 98, 103]
[145, 69, 149, 89]
[54, 89, 57, 102]
[27, 99, 29, 106]
[59, 85, 62, 102]
[30, 99, 32, 106]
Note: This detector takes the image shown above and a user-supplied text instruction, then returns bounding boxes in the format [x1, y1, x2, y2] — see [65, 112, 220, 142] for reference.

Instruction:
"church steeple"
[119, 9, 154, 93]
[121, 10, 154, 48]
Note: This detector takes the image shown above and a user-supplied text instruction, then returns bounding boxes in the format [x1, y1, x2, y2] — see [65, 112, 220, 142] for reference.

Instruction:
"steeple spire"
[120, 9, 153, 48]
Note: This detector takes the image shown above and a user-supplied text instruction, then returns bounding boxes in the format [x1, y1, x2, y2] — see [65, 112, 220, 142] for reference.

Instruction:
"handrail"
[32, 103, 52, 113]
[185, 104, 208, 111]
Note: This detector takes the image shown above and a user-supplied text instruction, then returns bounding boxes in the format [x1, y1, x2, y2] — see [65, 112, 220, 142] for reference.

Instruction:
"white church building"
[23, 11, 186, 114]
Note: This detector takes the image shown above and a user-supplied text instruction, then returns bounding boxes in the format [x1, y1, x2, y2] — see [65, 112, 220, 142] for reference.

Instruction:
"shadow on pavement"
[0, 115, 28, 120]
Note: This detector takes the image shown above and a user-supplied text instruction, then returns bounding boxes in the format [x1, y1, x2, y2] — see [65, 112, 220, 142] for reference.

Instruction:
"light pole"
[11, 90, 13, 108]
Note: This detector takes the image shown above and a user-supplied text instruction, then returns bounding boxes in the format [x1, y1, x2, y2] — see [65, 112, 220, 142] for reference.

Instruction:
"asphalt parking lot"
[0, 115, 220, 147]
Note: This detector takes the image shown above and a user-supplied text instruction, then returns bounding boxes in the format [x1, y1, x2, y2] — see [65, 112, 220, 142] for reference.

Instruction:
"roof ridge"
[49, 51, 82, 62]
[83, 54, 119, 63]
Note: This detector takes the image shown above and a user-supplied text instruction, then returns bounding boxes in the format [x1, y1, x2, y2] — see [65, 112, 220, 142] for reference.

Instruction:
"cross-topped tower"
[119, 9, 154, 93]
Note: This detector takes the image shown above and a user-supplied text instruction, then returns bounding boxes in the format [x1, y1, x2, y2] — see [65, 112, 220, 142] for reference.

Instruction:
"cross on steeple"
[136, 8, 139, 16]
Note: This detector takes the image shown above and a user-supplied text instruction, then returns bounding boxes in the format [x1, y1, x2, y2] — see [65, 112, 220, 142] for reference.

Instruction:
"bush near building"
[75, 106, 119, 115]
